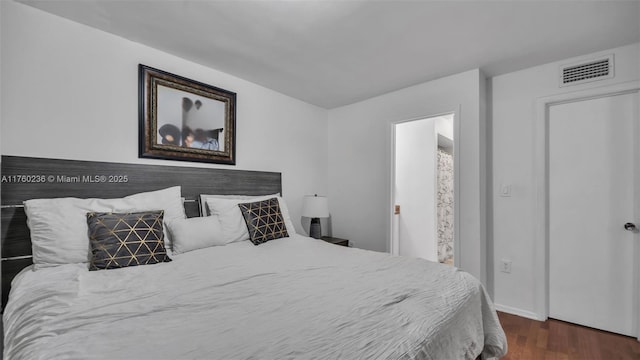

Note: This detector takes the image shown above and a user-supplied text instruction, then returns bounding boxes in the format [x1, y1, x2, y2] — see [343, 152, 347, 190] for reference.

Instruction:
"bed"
[1, 156, 507, 360]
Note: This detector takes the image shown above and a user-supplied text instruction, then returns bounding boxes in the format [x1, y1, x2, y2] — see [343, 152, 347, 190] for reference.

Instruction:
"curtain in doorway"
[437, 148, 454, 264]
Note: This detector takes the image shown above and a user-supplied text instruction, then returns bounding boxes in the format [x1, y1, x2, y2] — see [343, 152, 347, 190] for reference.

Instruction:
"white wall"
[328, 69, 488, 284]
[395, 118, 437, 261]
[0, 1, 329, 233]
[0, 1, 3, 270]
[435, 115, 454, 142]
[491, 42, 640, 318]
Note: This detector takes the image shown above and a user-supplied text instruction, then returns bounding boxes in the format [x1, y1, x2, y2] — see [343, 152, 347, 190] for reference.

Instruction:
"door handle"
[624, 223, 637, 231]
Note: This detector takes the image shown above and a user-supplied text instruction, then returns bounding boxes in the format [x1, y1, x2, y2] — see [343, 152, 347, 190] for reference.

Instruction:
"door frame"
[533, 80, 640, 339]
[389, 108, 460, 265]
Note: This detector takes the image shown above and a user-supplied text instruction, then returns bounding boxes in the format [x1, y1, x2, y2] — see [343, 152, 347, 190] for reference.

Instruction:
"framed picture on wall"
[138, 64, 236, 165]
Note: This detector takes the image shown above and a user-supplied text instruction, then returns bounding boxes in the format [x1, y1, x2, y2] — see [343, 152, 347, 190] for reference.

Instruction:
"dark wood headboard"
[1, 155, 282, 310]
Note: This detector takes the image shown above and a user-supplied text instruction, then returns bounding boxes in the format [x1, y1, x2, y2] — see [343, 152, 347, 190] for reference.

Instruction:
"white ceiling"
[19, 0, 640, 109]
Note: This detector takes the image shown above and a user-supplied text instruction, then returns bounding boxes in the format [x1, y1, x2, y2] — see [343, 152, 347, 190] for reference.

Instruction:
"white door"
[549, 92, 638, 336]
[394, 117, 438, 261]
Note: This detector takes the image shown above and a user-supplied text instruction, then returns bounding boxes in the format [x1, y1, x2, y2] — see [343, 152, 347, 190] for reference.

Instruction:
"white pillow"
[24, 186, 186, 269]
[205, 194, 297, 243]
[199, 194, 273, 216]
[166, 216, 225, 254]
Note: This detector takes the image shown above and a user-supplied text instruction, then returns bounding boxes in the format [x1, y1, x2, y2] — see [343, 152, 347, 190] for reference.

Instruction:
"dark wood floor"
[498, 311, 640, 359]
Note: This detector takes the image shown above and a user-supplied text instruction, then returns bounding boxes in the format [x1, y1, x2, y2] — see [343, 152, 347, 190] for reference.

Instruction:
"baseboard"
[495, 304, 545, 321]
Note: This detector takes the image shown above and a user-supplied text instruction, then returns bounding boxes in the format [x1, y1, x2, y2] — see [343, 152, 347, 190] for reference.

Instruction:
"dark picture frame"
[139, 64, 236, 165]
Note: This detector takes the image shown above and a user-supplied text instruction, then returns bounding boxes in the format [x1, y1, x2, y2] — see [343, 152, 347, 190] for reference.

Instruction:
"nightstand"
[321, 236, 349, 247]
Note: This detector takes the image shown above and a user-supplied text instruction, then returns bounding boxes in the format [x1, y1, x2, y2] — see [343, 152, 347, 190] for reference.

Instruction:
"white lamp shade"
[301, 195, 329, 218]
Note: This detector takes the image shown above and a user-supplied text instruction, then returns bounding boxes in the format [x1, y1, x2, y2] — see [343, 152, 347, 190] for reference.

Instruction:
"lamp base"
[309, 218, 321, 239]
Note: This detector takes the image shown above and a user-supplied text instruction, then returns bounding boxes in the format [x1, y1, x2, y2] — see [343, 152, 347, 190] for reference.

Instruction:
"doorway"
[548, 91, 638, 337]
[391, 113, 455, 265]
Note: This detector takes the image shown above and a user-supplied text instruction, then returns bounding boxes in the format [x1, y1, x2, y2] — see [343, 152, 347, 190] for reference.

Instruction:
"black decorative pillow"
[238, 197, 289, 245]
[86, 210, 171, 271]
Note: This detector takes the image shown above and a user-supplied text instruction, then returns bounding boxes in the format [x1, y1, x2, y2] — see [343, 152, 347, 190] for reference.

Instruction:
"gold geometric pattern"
[238, 197, 288, 245]
[86, 210, 171, 271]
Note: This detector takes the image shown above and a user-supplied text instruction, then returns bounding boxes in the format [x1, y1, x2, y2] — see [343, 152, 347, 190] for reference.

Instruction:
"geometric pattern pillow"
[238, 197, 289, 245]
[86, 210, 171, 271]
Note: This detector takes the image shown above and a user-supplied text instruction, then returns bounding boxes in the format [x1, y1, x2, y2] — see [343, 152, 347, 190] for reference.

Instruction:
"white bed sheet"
[3, 235, 506, 360]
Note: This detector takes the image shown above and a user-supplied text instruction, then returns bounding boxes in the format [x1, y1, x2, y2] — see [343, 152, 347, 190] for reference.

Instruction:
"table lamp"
[302, 194, 329, 239]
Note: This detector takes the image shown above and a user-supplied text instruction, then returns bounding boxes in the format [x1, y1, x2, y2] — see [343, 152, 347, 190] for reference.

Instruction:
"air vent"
[560, 55, 614, 87]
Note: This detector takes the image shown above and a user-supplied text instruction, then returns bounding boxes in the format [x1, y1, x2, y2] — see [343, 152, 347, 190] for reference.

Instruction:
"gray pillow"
[238, 198, 288, 245]
[87, 211, 171, 271]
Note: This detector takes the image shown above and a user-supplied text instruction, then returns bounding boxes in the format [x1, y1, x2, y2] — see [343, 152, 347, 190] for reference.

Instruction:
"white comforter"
[4, 235, 507, 360]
